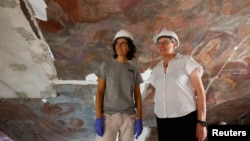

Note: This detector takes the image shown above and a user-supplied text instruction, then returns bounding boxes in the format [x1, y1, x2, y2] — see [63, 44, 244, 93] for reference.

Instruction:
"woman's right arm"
[95, 77, 105, 118]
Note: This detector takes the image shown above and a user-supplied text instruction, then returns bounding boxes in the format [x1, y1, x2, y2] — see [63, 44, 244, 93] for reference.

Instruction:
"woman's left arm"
[189, 68, 207, 141]
[134, 84, 142, 119]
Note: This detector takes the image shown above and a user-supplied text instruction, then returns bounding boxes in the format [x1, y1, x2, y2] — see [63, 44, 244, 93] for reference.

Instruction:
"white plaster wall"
[0, 1, 57, 98]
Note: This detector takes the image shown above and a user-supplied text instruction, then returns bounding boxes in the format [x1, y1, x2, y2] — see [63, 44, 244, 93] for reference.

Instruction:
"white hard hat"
[113, 29, 134, 41]
[153, 29, 180, 47]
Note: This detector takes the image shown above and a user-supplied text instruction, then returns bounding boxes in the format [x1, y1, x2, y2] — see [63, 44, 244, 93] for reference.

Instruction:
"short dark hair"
[112, 37, 136, 60]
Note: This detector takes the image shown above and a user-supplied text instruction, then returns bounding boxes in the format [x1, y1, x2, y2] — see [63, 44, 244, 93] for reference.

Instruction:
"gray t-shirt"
[95, 60, 143, 115]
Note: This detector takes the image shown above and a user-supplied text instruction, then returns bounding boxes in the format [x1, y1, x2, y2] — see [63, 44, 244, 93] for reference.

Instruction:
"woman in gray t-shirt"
[94, 29, 143, 141]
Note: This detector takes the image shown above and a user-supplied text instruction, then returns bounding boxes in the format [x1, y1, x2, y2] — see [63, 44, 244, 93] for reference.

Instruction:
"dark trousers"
[156, 111, 197, 141]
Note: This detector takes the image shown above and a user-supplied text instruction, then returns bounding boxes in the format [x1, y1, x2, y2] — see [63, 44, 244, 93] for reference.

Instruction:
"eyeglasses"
[156, 40, 173, 47]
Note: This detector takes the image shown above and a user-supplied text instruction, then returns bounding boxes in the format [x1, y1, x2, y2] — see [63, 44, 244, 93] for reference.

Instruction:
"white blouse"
[148, 54, 203, 118]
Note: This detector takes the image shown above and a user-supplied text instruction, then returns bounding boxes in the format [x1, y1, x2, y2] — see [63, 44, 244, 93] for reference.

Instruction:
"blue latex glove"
[134, 119, 143, 139]
[94, 117, 104, 136]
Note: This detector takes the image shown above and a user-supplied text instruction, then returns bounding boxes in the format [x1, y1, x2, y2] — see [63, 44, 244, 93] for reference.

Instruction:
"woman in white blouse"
[148, 29, 207, 141]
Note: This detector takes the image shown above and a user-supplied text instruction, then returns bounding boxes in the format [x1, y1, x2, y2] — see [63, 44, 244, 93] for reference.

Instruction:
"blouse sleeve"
[147, 69, 155, 85]
[185, 56, 203, 76]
